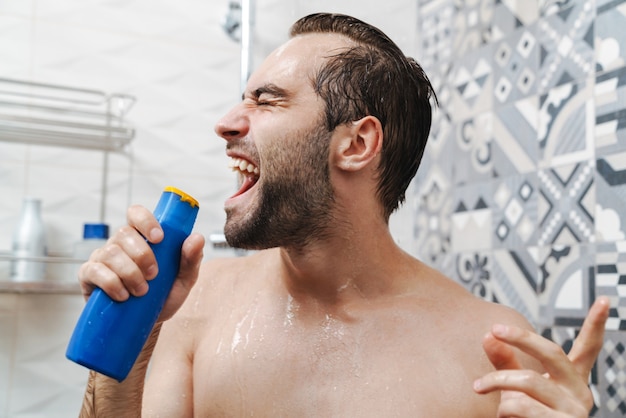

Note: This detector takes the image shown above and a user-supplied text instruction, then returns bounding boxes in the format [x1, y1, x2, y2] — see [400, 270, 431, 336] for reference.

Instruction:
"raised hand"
[78, 204, 205, 322]
[474, 296, 610, 417]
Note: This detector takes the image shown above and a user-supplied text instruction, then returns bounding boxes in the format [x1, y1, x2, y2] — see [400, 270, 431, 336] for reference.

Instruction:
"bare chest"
[190, 312, 497, 417]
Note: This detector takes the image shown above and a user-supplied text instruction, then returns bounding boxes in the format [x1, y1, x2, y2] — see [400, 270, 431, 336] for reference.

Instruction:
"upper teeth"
[229, 157, 259, 175]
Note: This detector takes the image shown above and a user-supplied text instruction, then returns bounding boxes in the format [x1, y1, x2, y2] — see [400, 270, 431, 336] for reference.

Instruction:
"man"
[78, 13, 609, 417]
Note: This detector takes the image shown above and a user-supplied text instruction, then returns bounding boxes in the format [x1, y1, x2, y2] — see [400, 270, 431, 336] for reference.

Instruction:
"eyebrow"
[242, 83, 290, 101]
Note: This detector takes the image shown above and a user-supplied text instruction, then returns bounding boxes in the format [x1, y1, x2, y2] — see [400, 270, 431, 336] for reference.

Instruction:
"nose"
[214, 104, 249, 141]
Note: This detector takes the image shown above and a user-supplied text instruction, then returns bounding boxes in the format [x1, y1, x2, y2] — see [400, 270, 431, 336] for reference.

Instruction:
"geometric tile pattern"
[596, 0, 626, 74]
[455, 250, 493, 306]
[418, 0, 454, 71]
[413, 180, 453, 267]
[493, 25, 539, 104]
[492, 0, 539, 42]
[537, 0, 595, 93]
[596, 151, 626, 243]
[536, 243, 594, 328]
[540, 326, 601, 416]
[452, 0, 494, 57]
[416, 0, 626, 415]
[537, 161, 595, 246]
[492, 174, 538, 248]
[451, 181, 493, 252]
[596, 241, 626, 332]
[598, 332, 626, 416]
[492, 96, 539, 177]
[450, 47, 494, 122]
[491, 247, 540, 325]
[538, 78, 595, 169]
[595, 66, 626, 244]
[453, 112, 495, 184]
[595, 66, 626, 156]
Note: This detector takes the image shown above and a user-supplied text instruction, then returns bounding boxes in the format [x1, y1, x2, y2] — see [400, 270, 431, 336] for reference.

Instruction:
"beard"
[224, 122, 335, 252]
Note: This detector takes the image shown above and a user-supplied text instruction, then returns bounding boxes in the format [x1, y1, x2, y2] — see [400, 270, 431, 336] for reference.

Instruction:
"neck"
[275, 216, 410, 314]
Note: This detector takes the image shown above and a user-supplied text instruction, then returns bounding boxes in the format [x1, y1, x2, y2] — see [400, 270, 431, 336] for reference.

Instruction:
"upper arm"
[141, 259, 226, 417]
[142, 314, 194, 418]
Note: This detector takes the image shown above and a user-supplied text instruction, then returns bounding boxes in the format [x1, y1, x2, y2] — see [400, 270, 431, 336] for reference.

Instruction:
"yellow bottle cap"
[164, 186, 199, 208]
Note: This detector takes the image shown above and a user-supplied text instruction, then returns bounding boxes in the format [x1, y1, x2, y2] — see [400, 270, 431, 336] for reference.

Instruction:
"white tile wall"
[0, 0, 418, 415]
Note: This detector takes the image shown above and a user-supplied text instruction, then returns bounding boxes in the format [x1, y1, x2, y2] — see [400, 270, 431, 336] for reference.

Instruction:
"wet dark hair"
[290, 13, 437, 220]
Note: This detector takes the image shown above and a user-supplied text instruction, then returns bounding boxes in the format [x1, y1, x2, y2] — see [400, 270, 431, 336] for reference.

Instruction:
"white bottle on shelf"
[10, 197, 47, 282]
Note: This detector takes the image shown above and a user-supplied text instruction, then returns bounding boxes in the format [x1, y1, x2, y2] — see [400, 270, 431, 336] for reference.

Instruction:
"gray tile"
[538, 78, 595, 168]
[536, 243, 595, 328]
[595, 156, 626, 243]
[492, 96, 540, 177]
[537, 161, 596, 246]
[596, 0, 626, 73]
[491, 247, 541, 325]
[449, 44, 495, 122]
[492, 24, 540, 104]
[492, 174, 539, 248]
[492, 0, 539, 39]
[418, 0, 454, 70]
[596, 241, 626, 330]
[596, 330, 626, 416]
[453, 249, 494, 300]
[595, 66, 626, 157]
[452, 0, 495, 57]
[452, 112, 496, 184]
[451, 181, 494, 252]
[537, 1, 595, 92]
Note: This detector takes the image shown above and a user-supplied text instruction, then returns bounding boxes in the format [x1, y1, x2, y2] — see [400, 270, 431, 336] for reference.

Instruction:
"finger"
[126, 204, 163, 244]
[80, 224, 159, 300]
[489, 324, 577, 384]
[498, 393, 553, 418]
[175, 233, 205, 291]
[567, 296, 610, 377]
[482, 331, 523, 370]
[79, 259, 131, 302]
[474, 369, 588, 414]
[107, 224, 159, 280]
[83, 243, 150, 299]
[497, 392, 587, 418]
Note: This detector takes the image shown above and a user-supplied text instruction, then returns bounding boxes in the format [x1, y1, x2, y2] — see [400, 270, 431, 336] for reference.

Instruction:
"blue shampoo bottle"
[66, 187, 199, 381]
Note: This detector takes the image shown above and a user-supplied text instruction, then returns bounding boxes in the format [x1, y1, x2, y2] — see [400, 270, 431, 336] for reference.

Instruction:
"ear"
[332, 115, 383, 172]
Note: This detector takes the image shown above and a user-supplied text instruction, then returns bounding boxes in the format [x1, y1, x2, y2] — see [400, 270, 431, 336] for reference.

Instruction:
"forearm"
[79, 324, 162, 418]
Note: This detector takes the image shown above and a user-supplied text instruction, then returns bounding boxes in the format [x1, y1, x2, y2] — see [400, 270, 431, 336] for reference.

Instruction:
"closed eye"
[243, 83, 290, 106]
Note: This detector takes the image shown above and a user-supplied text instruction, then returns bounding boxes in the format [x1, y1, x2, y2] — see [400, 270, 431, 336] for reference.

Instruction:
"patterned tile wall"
[415, 0, 626, 416]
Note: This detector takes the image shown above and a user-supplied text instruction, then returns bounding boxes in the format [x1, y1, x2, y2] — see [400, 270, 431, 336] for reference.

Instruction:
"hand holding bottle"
[67, 187, 205, 381]
[78, 195, 204, 321]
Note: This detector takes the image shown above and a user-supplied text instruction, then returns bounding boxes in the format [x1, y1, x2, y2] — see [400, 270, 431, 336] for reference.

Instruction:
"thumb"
[158, 233, 205, 322]
[177, 232, 205, 286]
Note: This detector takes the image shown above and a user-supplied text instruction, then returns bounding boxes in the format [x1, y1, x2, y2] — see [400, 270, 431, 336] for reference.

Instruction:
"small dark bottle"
[66, 187, 199, 381]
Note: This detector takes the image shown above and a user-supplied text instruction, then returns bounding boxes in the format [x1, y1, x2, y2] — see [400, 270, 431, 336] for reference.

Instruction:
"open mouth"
[228, 156, 260, 198]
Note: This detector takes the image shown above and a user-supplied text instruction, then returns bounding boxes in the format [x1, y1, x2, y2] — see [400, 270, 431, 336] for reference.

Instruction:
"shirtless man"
[78, 13, 609, 417]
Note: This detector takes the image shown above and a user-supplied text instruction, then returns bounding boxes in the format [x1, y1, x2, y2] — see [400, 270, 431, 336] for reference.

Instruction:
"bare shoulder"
[175, 249, 277, 319]
[416, 261, 534, 330]
[407, 261, 541, 370]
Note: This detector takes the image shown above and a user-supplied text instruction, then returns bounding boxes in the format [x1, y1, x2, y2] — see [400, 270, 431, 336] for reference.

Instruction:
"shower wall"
[413, 0, 626, 416]
[0, 1, 415, 416]
[2, 0, 620, 416]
